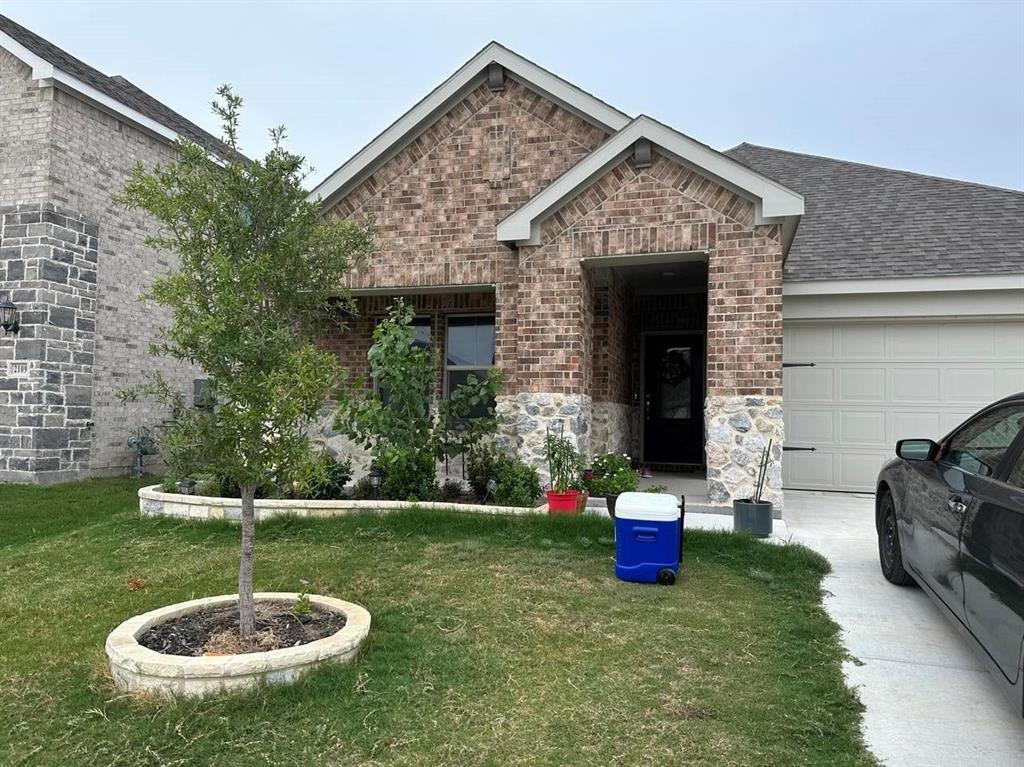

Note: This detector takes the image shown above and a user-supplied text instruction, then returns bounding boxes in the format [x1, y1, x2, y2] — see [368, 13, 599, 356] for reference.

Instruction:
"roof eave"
[307, 42, 632, 209]
[2, 29, 180, 144]
[497, 115, 805, 248]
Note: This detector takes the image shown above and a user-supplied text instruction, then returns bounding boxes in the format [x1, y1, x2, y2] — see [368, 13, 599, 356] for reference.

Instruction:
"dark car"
[876, 393, 1024, 716]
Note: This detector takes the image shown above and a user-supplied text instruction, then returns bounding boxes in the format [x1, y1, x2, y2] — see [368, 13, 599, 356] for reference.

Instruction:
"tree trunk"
[238, 483, 257, 637]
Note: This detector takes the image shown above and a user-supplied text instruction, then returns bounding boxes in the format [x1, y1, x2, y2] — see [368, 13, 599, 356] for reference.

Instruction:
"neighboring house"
[0, 15, 236, 483]
[2, 21, 1021, 505]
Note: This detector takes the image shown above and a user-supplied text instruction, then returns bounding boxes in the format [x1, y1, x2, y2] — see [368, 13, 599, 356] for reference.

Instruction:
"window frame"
[443, 313, 496, 414]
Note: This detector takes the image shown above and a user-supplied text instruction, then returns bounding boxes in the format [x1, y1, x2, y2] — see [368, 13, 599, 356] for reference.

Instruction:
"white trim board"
[2, 31, 179, 144]
[783, 288, 1024, 322]
[307, 42, 631, 208]
[783, 274, 1024, 296]
[496, 115, 804, 246]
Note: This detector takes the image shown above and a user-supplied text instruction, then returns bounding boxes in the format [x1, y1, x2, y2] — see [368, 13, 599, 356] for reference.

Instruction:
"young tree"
[116, 87, 374, 636]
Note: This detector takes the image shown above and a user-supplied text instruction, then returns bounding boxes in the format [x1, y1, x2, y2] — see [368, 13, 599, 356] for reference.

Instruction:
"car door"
[906, 403, 1024, 620]
[961, 425, 1024, 684]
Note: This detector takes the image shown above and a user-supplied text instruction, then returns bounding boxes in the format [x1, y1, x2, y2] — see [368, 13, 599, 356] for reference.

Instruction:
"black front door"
[643, 334, 704, 465]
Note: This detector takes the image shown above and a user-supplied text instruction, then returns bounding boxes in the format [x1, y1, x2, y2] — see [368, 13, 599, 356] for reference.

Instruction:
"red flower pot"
[546, 489, 580, 514]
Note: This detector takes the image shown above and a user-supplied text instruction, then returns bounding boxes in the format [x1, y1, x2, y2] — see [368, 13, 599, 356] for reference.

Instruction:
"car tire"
[878, 490, 914, 586]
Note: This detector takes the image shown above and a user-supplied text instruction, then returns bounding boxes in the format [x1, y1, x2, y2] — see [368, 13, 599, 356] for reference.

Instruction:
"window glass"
[1007, 450, 1024, 490]
[942, 405, 1024, 477]
[446, 316, 495, 366]
[445, 315, 496, 419]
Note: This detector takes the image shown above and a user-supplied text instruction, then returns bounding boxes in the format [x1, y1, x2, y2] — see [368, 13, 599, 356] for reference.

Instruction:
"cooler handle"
[633, 526, 658, 541]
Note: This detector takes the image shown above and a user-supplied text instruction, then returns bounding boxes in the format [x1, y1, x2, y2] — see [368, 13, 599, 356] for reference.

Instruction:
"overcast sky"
[5, 0, 1023, 190]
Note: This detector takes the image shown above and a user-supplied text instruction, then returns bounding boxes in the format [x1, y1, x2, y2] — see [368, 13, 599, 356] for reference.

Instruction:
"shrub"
[466, 448, 500, 500]
[193, 472, 222, 497]
[586, 452, 639, 497]
[294, 452, 353, 500]
[350, 475, 377, 500]
[492, 458, 542, 508]
[159, 475, 178, 493]
[441, 478, 465, 502]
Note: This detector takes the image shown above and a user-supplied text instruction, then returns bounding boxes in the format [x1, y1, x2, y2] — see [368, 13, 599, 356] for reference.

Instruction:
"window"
[1007, 449, 1024, 490]
[445, 315, 495, 418]
[942, 405, 1024, 477]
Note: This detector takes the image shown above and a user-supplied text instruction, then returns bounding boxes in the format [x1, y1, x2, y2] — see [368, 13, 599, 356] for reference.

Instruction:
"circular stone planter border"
[106, 592, 371, 699]
[139, 485, 548, 521]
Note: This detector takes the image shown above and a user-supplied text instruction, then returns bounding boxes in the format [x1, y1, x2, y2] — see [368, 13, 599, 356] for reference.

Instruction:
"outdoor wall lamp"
[368, 469, 382, 498]
[0, 293, 20, 335]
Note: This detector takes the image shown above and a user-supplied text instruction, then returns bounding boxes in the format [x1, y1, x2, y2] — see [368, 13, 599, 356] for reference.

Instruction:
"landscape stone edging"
[106, 592, 371, 698]
[138, 485, 549, 520]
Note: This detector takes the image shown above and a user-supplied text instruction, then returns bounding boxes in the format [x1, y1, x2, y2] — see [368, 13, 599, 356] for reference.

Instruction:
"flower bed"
[106, 592, 370, 699]
[139, 485, 548, 521]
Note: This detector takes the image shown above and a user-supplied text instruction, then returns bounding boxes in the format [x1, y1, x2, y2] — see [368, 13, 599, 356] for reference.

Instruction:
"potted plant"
[585, 452, 639, 518]
[733, 440, 774, 537]
[544, 432, 581, 514]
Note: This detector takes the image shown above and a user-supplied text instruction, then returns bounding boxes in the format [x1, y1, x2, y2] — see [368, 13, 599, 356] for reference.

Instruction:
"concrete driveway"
[782, 491, 1024, 766]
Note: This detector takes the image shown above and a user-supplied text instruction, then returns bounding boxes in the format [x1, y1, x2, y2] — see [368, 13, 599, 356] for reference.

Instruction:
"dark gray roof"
[724, 143, 1024, 282]
[0, 14, 237, 159]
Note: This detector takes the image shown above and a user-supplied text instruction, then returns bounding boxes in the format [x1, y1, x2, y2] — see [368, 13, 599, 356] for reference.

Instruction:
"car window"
[1007, 449, 1024, 490]
[942, 404, 1024, 477]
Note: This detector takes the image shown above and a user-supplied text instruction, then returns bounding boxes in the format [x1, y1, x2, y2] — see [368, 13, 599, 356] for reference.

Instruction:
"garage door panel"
[839, 410, 886, 445]
[892, 367, 940, 402]
[888, 324, 939, 359]
[940, 324, 997, 359]
[785, 367, 834, 401]
[787, 408, 834, 443]
[838, 325, 886, 358]
[839, 452, 889, 490]
[839, 368, 886, 401]
[943, 369, 995, 402]
[784, 319, 1024, 492]
[891, 411, 941, 442]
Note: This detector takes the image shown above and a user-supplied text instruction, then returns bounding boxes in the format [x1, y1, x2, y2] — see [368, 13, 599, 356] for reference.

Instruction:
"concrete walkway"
[776, 491, 1024, 766]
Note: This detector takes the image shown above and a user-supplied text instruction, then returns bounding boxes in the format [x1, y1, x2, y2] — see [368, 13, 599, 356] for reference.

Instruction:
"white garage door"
[783, 320, 1024, 492]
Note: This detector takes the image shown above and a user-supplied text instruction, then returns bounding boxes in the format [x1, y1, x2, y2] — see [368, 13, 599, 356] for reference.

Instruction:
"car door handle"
[947, 496, 967, 515]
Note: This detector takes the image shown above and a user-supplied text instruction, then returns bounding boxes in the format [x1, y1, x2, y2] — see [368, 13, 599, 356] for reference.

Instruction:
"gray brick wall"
[0, 48, 199, 482]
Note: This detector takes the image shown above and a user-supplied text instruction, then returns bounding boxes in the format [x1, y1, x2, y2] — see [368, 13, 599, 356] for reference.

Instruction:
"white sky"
[5, 0, 1023, 190]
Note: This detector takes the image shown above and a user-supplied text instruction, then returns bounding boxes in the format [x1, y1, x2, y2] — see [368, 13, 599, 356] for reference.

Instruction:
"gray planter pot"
[733, 499, 773, 538]
[604, 494, 619, 519]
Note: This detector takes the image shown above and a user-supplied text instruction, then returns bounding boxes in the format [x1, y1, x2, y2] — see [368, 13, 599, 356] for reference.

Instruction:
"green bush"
[159, 475, 178, 493]
[294, 452, 353, 500]
[466, 448, 500, 500]
[586, 452, 639, 497]
[441, 478, 465, 502]
[492, 457, 542, 507]
[378, 446, 439, 502]
[350, 475, 377, 500]
[193, 472, 222, 497]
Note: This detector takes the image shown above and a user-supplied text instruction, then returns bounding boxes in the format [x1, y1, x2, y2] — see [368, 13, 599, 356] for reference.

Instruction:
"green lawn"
[0, 478, 873, 766]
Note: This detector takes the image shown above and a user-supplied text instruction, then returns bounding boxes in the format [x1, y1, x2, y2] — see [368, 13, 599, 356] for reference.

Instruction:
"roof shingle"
[724, 143, 1024, 282]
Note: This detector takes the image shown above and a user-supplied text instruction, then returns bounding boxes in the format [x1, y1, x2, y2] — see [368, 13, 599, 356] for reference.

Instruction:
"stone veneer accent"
[106, 593, 371, 699]
[591, 401, 631, 457]
[705, 395, 784, 512]
[138, 485, 546, 520]
[496, 392, 591, 486]
[0, 203, 98, 481]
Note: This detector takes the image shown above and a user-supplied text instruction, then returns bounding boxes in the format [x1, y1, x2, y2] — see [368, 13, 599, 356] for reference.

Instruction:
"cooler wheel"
[656, 568, 677, 586]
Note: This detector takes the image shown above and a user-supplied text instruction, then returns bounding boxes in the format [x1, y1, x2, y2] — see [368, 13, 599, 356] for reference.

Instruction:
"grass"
[0, 477, 873, 766]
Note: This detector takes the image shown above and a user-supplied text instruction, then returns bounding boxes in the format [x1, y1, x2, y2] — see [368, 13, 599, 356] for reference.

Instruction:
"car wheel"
[878, 490, 914, 586]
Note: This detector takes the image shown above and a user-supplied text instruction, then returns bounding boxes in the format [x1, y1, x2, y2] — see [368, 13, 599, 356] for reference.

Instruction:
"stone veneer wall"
[496, 392, 590, 486]
[705, 396, 784, 509]
[0, 204, 98, 480]
[591, 401, 631, 457]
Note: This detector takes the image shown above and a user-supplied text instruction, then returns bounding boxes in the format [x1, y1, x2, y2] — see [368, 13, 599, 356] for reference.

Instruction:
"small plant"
[585, 452, 639, 497]
[750, 440, 773, 504]
[441, 478, 465, 502]
[492, 457, 542, 507]
[544, 432, 582, 493]
[292, 579, 312, 617]
[643, 484, 670, 494]
[294, 451, 353, 500]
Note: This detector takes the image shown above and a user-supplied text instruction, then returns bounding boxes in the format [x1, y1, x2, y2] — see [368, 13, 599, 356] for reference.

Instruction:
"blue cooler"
[614, 492, 681, 585]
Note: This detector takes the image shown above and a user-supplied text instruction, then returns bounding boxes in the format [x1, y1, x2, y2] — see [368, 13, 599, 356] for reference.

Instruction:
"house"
[309, 42, 1024, 506]
[0, 14, 236, 483]
[2, 20, 1021, 504]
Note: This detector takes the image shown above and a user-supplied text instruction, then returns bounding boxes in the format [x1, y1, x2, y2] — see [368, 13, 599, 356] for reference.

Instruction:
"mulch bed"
[138, 601, 347, 657]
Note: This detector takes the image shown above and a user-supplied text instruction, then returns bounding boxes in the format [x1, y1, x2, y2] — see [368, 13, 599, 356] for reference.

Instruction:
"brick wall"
[0, 52, 201, 481]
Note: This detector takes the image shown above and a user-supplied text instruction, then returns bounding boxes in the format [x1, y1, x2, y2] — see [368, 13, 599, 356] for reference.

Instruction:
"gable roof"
[308, 42, 631, 206]
[0, 13, 236, 159]
[725, 143, 1024, 282]
[497, 115, 804, 246]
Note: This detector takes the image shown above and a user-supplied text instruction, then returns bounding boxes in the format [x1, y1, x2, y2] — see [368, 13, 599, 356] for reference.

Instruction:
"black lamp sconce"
[0, 293, 19, 335]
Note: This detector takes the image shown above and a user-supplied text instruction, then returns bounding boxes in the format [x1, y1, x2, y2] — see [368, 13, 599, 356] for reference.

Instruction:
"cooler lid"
[615, 491, 680, 521]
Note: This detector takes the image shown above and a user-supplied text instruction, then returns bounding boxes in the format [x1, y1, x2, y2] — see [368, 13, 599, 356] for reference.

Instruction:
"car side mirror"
[896, 439, 938, 461]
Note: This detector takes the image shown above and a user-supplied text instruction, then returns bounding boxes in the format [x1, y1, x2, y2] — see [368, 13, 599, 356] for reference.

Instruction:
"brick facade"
[0, 51, 199, 482]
